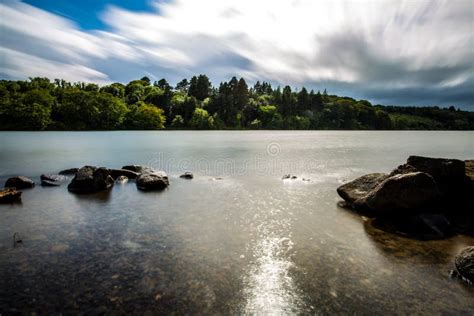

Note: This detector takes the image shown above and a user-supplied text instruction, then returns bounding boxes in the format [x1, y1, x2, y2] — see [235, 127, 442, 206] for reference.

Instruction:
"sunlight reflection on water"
[243, 207, 304, 314]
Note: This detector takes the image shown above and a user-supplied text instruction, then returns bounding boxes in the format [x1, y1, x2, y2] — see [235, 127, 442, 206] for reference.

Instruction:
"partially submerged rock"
[109, 168, 139, 180]
[407, 156, 465, 185]
[68, 166, 114, 193]
[454, 247, 474, 284]
[40, 174, 67, 187]
[5, 176, 35, 189]
[122, 165, 155, 174]
[357, 172, 440, 213]
[0, 188, 22, 203]
[337, 155, 473, 240]
[59, 168, 79, 175]
[136, 171, 169, 191]
[116, 175, 128, 183]
[180, 172, 194, 179]
[337, 173, 388, 208]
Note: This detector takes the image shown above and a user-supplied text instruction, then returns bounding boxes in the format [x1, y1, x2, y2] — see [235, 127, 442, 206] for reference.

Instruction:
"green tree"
[125, 102, 165, 130]
[189, 108, 215, 129]
[189, 75, 211, 101]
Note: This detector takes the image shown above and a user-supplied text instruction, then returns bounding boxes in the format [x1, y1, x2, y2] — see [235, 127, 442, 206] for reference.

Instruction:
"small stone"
[179, 172, 194, 179]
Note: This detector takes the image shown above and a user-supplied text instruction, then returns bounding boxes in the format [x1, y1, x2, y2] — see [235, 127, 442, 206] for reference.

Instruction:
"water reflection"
[244, 234, 301, 314]
[242, 198, 304, 314]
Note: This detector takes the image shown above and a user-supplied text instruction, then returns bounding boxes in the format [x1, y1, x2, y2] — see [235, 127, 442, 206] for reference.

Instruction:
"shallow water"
[0, 131, 473, 314]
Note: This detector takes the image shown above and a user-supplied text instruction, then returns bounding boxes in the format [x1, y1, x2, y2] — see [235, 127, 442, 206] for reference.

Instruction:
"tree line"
[0, 76, 472, 130]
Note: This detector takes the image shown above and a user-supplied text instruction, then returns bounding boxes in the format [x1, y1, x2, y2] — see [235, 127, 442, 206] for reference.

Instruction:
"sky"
[0, 0, 473, 109]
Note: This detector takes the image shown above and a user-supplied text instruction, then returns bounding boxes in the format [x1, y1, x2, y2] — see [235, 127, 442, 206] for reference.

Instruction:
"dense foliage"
[0, 77, 472, 130]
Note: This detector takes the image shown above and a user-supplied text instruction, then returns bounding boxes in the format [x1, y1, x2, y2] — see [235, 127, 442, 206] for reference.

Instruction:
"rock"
[4, 176, 35, 189]
[454, 247, 474, 284]
[389, 164, 418, 176]
[407, 156, 465, 192]
[372, 214, 453, 240]
[0, 188, 22, 203]
[41, 174, 67, 182]
[357, 172, 440, 212]
[67, 166, 114, 193]
[59, 168, 79, 175]
[337, 173, 388, 207]
[282, 174, 291, 179]
[109, 169, 139, 180]
[466, 160, 474, 181]
[41, 180, 61, 187]
[41, 174, 67, 187]
[116, 175, 128, 183]
[122, 165, 155, 174]
[179, 172, 194, 179]
[136, 171, 169, 191]
[291, 176, 298, 179]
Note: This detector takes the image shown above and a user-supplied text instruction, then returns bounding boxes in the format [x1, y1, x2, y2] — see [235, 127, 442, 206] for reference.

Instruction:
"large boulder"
[454, 247, 474, 284]
[357, 172, 440, 212]
[5, 176, 35, 189]
[337, 173, 388, 208]
[136, 171, 169, 191]
[407, 156, 465, 189]
[67, 166, 114, 193]
[0, 188, 22, 203]
[109, 168, 140, 180]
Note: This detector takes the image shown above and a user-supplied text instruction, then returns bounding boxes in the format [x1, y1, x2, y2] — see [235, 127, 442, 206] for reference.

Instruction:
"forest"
[0, 76, 472, 130]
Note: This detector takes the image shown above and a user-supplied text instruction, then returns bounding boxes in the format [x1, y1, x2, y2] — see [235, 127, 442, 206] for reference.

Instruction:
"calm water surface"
[0, 131, 473, 314]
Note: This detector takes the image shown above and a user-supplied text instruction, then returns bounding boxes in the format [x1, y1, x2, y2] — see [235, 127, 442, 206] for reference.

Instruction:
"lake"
[0, 131, 473, 314]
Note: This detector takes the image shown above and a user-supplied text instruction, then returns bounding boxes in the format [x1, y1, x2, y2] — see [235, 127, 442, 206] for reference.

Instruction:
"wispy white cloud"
[0, 0, 473, 106]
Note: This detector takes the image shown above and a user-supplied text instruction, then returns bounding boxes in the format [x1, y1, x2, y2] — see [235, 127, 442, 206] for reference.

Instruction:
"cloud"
[0, 0, 473, 108]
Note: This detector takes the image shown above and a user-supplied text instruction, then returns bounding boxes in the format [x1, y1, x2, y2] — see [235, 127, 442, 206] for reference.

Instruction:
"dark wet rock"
[41, 174, 67, 187]
[4, 176, 35, 189]
[0, 188, 22, 203]
[407, 156, 465, 198]
[122, 165, 155, 174]
[461, 160, 474, 214]
[446, 214, 474, 236]
[356, 172, 440, 213]
[109, 169, 139, 180]
[179, 172, 194, 179]
[407, 156, 465, 182]
[389, 164, 418, 176]
[454, 247, 474, 284]
[116, 175, 128, 183]
[41, 179, 61, 187]
[291, 175, 298, 179]
[59, 168, 79, 175]
[282, 174, 291, 179]
[372, 214, 453, 240]
[136, 171, 169, 191]
[337, 173, 388, 208]
[68, 166, 114, 193]
[466, 160, 474, 181]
